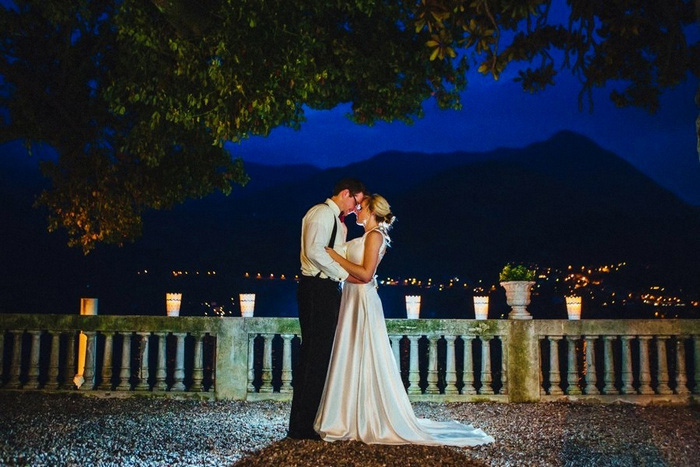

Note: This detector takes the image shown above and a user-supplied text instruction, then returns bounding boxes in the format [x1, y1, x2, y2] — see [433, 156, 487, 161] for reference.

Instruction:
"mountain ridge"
[1, 131, 699, 314]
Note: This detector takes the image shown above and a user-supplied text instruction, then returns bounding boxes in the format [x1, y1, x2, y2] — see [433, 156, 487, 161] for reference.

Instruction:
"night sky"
[233, 31, 700, 206]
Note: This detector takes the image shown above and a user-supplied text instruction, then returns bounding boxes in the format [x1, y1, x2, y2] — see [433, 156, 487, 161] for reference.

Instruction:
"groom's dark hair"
[333, 178, 366, 197]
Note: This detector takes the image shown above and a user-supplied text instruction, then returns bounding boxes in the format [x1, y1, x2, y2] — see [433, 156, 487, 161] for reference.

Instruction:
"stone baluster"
[499, 335, 508, 395]
[191, 333, 204, 392]
[426, 335, 440, 394]
[80, 331, 97, 390]
[656, 336, 672, 395]
[45, 331, 61, 390]
[26, 330, 42, 389]
[675, 336, 690, 395]
[7, 331, 23, 389]
[247, 334, 256, 393]
[602, 336, 618, 395]
[98, 332, 114, 390]
[390, 335, 402, 372]
[63, 332, 76, 390]
[566, 336, 582, 395]
[280, 334, 294, 393]
[548, 336, 563, 395]
[444, 335, 458, 395]
[407, 335, 421, 395]
[135, 332, 151, 391]
[584, 336, 599, 395]
[462, 335, 476, 395]
[694, 336, 700, 395]
[154, 332, 168, 391]
[116, 332, 132, 391]
[480, 336, 494, 395]
[619, 336, 635, 394]
[0, 332, 5, 384]
[637, 336, 654, 395]
[172, 333, 187, 391]
[260, 334, 273, 393]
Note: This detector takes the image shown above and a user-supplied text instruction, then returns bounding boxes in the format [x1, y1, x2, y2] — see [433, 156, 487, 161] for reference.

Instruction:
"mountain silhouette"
[1, 131, 699, 314]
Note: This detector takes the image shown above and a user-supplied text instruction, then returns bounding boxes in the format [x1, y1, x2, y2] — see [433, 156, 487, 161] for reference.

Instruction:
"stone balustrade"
[1, 314, 698, 403]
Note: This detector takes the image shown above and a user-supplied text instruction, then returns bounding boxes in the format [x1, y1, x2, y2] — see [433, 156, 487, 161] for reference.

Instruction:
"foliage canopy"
[1, 0, 697, 252]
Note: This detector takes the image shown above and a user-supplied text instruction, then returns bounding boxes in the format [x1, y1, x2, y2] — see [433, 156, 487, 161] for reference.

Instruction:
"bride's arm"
[325, 231, 382, 283]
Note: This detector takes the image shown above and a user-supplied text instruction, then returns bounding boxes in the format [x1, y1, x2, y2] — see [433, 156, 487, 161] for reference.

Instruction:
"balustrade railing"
[1, 314, 698, 403]
[0, 315, 218, 398]
[536, 320, 700, 401]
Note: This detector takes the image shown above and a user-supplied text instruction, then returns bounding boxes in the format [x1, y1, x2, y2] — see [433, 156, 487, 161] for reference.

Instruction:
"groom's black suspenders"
[314, 202, 338, 278]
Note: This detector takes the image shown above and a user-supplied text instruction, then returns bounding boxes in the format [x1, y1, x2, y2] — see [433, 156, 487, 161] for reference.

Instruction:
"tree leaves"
[0, 0, 697, 251]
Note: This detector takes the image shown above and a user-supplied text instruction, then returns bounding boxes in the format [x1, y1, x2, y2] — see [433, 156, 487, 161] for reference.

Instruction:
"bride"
[313, 194, 494, 446]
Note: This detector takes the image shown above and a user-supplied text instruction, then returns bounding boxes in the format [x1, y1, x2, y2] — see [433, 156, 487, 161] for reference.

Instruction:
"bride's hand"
[324, 246, 341, 261]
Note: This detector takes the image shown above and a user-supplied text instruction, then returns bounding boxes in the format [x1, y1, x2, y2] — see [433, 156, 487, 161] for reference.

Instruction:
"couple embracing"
[288, 178, 494, 446]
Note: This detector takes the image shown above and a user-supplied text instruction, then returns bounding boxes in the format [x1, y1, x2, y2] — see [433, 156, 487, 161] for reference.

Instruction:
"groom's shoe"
[287, 430, 322, 441]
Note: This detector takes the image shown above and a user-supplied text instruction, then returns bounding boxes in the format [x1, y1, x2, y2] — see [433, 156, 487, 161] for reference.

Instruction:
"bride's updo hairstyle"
[367, 194, 395, 232]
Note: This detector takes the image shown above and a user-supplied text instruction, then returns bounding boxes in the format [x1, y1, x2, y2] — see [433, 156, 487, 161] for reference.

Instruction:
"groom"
[288, 178, 366, 440]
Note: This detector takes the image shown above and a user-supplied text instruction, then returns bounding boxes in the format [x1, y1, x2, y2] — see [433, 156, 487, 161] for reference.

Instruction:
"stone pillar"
[637, 336, 654, 395]
[76, 298, 98, 387]
[426, 335, 440, 394]
[80, 331, 97, 390]
[26, 330, 42, 389]
[116, 332, 132, 391]
[407, 335, 421, 395]
[462, 335, 476, 395]
[620, 336, 635, 394]
[675, 336, 690, 395]
[444, 335, 458, 395]
[584, 336, 599, 395]
[566, 336, 582, 395]
[539, 337, 545, 394]
[260, 334, 273, 393]
[280, 334, 293, 394]
[135, 332, 151, 391]
[62, 332, 76, 390]
[499, 335, 508, 395]
[507, 321, 540, 402]
[693, 335, 700, 395]
[480, 336, 494, 395]
[98, 332, 114, 390]
[602, 336, 618, 395]
[0, 332, 5, 384]
[46, 331, 61, 390]
[247, 334, 256, 393]
[172, 333, 186, 391]
[213, 317, 247, 400]
[656, 336, 672, 395]
[154, 332, 168, 391]
[191, 333, 204, 392]
[548, 336, 563, 395]
[7, 331, 23, 389]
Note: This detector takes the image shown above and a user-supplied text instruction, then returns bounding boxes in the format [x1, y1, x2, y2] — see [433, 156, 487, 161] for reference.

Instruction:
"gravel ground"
[1, 392, 699, 466]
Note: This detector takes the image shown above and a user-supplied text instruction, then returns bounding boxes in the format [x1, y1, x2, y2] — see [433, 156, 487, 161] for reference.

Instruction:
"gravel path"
[1, 392, 699, 466]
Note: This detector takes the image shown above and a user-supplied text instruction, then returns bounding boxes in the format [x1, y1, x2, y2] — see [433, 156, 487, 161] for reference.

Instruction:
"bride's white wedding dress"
[313, 228, 495, 446]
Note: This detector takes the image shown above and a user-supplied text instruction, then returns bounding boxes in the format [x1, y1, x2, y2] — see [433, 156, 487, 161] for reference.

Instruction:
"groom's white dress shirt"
[300, 198, 349, 282]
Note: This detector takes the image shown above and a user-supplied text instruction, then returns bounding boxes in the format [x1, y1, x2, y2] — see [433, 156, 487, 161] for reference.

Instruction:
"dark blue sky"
[232, 37, 700, 205]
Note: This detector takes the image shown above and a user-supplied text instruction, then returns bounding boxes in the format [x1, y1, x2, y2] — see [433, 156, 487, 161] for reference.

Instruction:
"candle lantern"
[239, 293, 256, 317]
[473, 296, 489, 320]
[405, 295, 421, 319]
[166, 293, 182, 317]
[565, 295, 582, 320]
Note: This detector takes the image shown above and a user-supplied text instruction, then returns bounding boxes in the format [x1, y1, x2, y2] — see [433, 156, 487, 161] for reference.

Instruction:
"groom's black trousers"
[288, 275, 341, 438]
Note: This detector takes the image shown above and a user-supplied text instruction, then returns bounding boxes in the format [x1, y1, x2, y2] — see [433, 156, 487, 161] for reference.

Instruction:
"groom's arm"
[303, 215, 349, 282]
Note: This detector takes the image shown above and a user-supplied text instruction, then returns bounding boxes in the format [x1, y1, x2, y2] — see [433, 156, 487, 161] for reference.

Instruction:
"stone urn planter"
[499, 264, 536, 320]
[501, 281, 535, 320]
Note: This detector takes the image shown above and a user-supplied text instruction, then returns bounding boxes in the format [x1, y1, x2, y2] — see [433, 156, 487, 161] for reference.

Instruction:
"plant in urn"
[499, 264, 536, 320]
